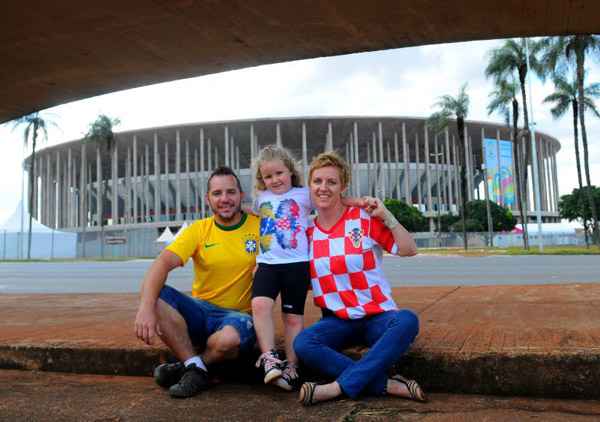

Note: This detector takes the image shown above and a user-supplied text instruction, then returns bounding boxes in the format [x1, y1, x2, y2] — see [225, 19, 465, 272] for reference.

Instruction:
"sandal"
[390, 375, 427, 403]
[298, 382, 318, 406]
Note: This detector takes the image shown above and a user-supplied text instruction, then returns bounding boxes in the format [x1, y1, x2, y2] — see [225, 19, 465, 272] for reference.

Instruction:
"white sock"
[184, 356, 207, 372]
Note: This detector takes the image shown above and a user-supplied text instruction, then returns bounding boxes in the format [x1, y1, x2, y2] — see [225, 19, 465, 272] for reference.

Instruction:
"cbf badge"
[348, 227, 363, 248]
[244, 234, 258, 255]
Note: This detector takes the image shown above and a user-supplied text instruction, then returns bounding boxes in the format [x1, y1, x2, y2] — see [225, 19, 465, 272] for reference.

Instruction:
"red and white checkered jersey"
[307, 206, 399, 320]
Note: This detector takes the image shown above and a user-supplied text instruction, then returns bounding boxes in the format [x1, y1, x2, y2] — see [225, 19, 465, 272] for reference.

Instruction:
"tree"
[559, 186, 600, 224]
[543, 73, 600, 245]
[384, 199, 428, 232]
[542, 35, 600, 244]
[464, 200, 517, 232]
[11, 112, 57, 259]
[84, 115, 120, 258]
[485, 38, 544, 247]
[428, 83, 470, 249]
[487, 76, 529, 248]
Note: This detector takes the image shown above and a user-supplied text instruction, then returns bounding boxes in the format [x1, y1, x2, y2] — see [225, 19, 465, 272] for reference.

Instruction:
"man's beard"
[210, 203, 242, 223]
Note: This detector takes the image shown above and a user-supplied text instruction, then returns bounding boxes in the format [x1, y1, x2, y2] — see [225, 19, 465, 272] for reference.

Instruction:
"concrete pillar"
[378, 122, 385, 198]
[386, 141, 392, 199]
[200, 128, 206, 218]
[62, 160, 68, 228]
[415, 132, 422, 210]
[371, 132, 378, 196]
[67, 148, 73, 227]
[276, 122, 282, 147]
[145, 143, 150, 222]
[95, 146, 102, 227]
[55, 151, 61, 229]
[126, 147, 131, 224]
[207, 138, 212, 173]
[80, 144, 86, 229]
[111, 143, 118, 225]
[394, 132, 400, 200]
[215, 146, 219, 169]
[194, 148, 199, 217]
[366, 139, 372, 195]
[402, 123, 410, 204]
[326, 122, 333, 152]
[154, 134, 160, 222]
[424, 125, 432, 212]
[224, 126, 229, 167]
[551, 143, 559, 212]
[185, 139, 190, 219]
[353, 122, 360, 196]
[453, 136, 460, 212]
[164, 142, 169, 221]
[445, 128, 453, 214]
[132, 136, 138, 223]
[176, 131, 181, 221]
[46, 153, 51, 226]
[464, 125, 472, 201]
[302, 122, 308, 184]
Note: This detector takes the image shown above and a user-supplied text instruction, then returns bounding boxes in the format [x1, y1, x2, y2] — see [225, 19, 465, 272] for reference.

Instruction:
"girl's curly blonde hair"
[253, 144, 303, 192]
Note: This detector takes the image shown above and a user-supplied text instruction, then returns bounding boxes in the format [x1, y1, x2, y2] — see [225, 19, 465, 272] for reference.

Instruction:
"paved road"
[0, 255, 598, 294]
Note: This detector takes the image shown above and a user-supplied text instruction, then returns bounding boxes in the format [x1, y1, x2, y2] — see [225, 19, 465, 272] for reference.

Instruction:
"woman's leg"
[336, 309, 419, 399]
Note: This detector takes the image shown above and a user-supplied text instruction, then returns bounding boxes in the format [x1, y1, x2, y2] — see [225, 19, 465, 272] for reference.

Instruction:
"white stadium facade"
[24, 116, 561, 256]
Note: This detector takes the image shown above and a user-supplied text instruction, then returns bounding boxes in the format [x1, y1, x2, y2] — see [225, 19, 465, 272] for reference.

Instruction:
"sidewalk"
[2, 283, 600, 399]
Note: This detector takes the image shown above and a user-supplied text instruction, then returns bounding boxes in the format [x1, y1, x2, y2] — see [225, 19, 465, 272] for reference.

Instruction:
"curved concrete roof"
[2, 1, 599, 123]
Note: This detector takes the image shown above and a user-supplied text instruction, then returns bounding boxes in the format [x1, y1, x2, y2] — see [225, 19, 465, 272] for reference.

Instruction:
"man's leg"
[155, 297, 197, 362]
[202, 325, 241, 365]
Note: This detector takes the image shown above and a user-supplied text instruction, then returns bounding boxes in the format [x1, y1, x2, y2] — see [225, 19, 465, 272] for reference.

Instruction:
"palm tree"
[543, 74, 600, 246]
[11, 112, 57, 259]
[429, 83, 470, 249]
[542, 35, 600, 245]
[84, 115, 120, 258]
[485, 38, 545, 235]
[487, 77, 529, 249]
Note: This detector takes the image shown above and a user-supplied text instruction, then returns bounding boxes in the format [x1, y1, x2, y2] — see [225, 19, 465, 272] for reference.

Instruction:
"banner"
[484, 138, 515, 208]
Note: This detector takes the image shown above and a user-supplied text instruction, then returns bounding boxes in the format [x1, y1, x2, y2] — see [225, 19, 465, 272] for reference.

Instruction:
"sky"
[1, 38, 599, 224]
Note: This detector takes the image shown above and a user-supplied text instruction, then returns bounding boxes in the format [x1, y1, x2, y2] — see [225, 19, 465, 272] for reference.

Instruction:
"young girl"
[251, 145, 311, 391]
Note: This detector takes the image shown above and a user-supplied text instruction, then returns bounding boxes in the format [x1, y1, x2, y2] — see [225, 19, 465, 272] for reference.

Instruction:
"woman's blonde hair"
[308, 151, 351, 189]
[253, 144, 303, 192]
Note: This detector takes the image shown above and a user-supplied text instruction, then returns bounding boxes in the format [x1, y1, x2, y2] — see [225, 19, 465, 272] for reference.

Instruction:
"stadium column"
[96, 146, 101, 227]
[207, 138, 212, 174]
[386, 140, 392, 199]
[194, 148, 199, 218]
[176, 130, 182, 221]
[495, 129, 504, 206]
[394, 132, 399, 200]
[551, 143, 559, 214]
[346, 139, 351, 194]
[378, 122, 385, 198]
[536, 136, 545, 212]
[353, 122, 360, 197]
[302, 122, 308, 186]
[164, 142, 169, 221]
[415, 132, 422, 210]
[68, 147, 73, 227]
[145, 144, 150, 222]
[366, 138, 372, 196]
[133, 136, 138, 224]
[544, 139, 552, 212]
[56, 151, 61, 229]
[453, 136, 460, 213]
[276, 122, 282, 147]
[200, 128, 205, 218]
[236, 146, 240, 175]
[445, 128, 453, 215]
[154, 133, 160, 222]
[62, 160, 68, 227]
[424, 124, 432, 214]
[186, 139, 191, 219]
[46, 153, 51, 226]
[402, 123, 410, 204]
[224, 126, 229, 167]
[39, 154, 44, 225]
[371, 132, 377, 196]
[349, 134, 355, 196]
[126, 147, 131, 224]
[80, 143, 87, 230]
[326, 122, 333, 152]
[112, 140, 118, 225]
[464, 125, 472, 201]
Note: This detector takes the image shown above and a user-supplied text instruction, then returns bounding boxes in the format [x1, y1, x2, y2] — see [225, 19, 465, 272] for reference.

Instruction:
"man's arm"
[134, 250, 183, 345]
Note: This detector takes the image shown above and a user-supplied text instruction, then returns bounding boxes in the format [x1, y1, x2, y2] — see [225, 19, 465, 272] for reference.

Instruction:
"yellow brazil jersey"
[166, 213, 260, 313]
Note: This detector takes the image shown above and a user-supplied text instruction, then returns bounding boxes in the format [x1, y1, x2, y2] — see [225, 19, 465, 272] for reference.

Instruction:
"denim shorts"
[159, 285, 256, 354]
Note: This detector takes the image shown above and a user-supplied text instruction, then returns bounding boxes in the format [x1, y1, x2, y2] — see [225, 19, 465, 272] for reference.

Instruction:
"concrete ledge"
[2, 284, 600, 399]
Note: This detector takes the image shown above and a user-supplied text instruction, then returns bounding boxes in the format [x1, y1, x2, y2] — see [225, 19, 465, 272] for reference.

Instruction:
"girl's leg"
[282, 313, 303, 364]
[251, 296, 276, 353]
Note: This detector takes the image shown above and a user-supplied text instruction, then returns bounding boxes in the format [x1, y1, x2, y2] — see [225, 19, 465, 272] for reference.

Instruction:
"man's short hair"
[207, 166, 243, 193]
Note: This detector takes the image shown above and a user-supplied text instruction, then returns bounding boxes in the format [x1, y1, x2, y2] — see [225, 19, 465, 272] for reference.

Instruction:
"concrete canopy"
[2, 1, 599, 123]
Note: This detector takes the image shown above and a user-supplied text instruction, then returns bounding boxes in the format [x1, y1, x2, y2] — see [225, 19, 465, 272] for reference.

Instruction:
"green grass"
[418, 245, 600, 256]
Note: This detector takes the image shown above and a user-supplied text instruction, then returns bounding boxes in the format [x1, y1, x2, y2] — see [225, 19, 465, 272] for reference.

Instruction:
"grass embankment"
[418, 245, 600, 256]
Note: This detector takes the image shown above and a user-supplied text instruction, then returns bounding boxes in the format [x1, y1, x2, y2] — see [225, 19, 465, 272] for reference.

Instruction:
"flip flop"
[298, 382, 318, 406]
[390, 374, 427, 403]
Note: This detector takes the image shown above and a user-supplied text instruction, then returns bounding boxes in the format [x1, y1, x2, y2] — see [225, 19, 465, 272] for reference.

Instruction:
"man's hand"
[134, 305, 162, 345]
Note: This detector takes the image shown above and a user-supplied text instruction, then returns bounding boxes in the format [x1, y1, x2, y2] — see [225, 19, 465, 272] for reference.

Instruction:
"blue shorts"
[159, 285, 256, 354]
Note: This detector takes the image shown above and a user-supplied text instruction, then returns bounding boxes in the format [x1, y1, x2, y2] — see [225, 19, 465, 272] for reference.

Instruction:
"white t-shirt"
[255, 187, 312, 264]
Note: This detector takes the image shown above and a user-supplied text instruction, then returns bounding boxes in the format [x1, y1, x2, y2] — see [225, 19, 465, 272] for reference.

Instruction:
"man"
[134, 166, 260, 398]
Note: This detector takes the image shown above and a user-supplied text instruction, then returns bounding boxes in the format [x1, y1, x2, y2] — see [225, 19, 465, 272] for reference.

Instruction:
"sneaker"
[273, 361, 301, 391]
[255, 350, 284, 384]
[168, 364, 210, 398]
[154, 362, 185, 389]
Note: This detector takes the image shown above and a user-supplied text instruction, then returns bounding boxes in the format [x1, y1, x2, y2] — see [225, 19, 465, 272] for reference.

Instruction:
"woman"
[293, 151, 426, 406]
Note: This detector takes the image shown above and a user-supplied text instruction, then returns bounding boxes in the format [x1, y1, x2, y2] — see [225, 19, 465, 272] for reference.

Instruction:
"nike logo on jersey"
[205, 243, 218, 249]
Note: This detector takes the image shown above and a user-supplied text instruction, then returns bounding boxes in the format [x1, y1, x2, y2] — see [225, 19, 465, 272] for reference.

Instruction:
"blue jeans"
[294, 309, 419, 399]
[159, 285, 256, 354]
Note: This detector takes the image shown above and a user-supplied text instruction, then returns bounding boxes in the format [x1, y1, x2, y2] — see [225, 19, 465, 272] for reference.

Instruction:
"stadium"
[24, 116, 561, 256]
